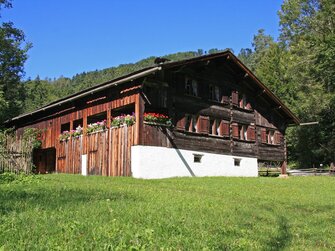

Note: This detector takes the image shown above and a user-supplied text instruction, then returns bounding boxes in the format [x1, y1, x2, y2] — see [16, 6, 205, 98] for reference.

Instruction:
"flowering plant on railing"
[59, 131, 71, 141]
[71, 126, 83, 137]
[111, 113, 136, 128]
[59, 126, 83, 141]
[86, 120, 107, 134]
[144, 113, 172, 126]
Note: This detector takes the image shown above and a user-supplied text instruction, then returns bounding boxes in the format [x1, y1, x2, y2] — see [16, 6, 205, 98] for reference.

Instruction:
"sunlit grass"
[0, 174, 334, 250]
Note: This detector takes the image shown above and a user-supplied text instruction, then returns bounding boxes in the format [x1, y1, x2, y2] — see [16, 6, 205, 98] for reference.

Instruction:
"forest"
[0, 0, 334, 168]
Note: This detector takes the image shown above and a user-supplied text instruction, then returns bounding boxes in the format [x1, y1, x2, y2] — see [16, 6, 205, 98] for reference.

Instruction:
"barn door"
[33, 148, 56, 174]
[108, 125, 134, 176]
[86, 131, 108, 175]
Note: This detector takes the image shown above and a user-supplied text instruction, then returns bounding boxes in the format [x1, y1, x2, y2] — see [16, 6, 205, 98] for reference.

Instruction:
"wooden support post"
[135, 93, 144, 145]
[82, 109, 88, 155]
[279, 161, 289, 178]
[106, 106, 111, 176]
[107, 107, 111, 129]
[281, 161, 287, 175]
[69, 120, 74, 131]
[279, 135, 289, 178]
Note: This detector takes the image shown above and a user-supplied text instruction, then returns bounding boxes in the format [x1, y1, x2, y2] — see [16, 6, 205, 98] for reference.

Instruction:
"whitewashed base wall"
[131, 145, 258, 179]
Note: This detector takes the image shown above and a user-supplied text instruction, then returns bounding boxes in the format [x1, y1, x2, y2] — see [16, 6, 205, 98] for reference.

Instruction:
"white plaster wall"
[131, 145, 258, 179]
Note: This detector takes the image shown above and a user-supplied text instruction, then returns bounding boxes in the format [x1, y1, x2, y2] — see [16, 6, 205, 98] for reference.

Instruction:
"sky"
[2, 0, 283, 80]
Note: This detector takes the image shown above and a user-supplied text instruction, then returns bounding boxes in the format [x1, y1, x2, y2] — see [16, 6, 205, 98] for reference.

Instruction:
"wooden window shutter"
[248, 125, 256, 141]
[218, 120, 224, 136]
[176, 116, 186, 130]
[280, 133, 284, 144]
[261, 128, 267, 143]
[222, 121, 230, 136]
[275, 131, 282, 145]
[246, 102, 252, 110]
[232, 123, 239, 139]
[232, 91, 239, 106]
[198, 116, 209, 134]
[221, 95, 229, 103]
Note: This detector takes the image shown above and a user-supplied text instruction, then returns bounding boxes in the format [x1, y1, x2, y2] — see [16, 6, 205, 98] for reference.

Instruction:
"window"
[208, 119, 230, 137]
[234, 158, 241, 167]
[239, 94, 247, 109]
[233, 123, 255, 141]
[87, 111, 107, 125]
[185, 114, 196, 132]
[261, 128, 281, 145]
[267, 130, 275, 144]
[239, 124, 248, 140]
[61, 123, 70, 133]
[73, 118, 83, 130]
[209, 84, 221, 102]
[191, 116, 198, 132]
[238, 93, 252, 110]
[193, 154, 203, 163]
[185, 77, 198, 96]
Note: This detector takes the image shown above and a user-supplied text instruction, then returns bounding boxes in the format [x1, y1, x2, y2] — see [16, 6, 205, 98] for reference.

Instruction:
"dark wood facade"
[7, 51, 299, 175]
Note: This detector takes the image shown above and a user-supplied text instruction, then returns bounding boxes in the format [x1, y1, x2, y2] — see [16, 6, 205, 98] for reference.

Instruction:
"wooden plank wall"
[109, 126, 134, 176]
[56, 125, 134, 176]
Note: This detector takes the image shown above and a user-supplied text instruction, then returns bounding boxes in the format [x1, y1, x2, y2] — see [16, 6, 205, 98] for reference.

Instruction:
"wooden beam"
[281, 161, 287, 175]
[134, 94, 144, 145]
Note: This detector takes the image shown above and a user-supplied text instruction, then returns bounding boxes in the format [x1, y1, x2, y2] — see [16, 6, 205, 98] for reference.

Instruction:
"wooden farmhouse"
[6, 51, 299, 178]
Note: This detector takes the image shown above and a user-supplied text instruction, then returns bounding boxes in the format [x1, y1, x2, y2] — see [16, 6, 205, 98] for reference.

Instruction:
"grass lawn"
[0, 174, 334, 250]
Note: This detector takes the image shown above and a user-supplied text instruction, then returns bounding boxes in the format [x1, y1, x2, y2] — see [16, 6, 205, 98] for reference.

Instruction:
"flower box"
[143, 113, 172, 126]
[111, 114, 136, 128]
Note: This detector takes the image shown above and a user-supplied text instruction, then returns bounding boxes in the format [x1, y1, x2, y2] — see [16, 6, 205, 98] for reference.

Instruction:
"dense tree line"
[1, 0, 333, 168]
[238, 0, 334, 167]
[0, 0, 30, 123]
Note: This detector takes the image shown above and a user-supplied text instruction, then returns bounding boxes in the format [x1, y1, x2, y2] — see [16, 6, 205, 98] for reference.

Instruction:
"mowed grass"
[0, 174, 334, 250]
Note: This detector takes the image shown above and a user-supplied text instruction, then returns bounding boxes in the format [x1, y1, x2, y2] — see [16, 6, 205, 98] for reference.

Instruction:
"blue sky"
[2, 0, 283, 80]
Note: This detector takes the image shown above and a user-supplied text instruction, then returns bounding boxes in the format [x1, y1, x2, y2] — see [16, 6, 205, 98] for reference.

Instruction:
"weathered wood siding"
[56, 126, 134, 176]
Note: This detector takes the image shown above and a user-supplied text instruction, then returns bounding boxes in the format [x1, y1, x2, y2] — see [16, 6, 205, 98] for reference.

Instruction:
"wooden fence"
[287, 168, 335, 176]
[57, 125, 134, 176]
[0, 134, 34, 174]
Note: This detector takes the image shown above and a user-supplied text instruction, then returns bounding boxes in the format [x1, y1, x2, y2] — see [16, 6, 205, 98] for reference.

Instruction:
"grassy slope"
[0, 175, 334, 250]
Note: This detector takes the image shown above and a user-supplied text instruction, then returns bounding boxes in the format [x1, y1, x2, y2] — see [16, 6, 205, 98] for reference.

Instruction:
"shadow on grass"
[264, 215, 292, 251]
[0, 187, 136, 216]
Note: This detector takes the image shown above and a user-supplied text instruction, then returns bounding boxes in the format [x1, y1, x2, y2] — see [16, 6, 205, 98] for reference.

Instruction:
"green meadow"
[0, 174, 334, 250]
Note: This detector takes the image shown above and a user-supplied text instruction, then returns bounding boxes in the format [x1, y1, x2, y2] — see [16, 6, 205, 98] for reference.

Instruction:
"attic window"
[185, 77, 198, 96]
[234, 158, 241, 167]
[209, 84, 220, 102]
[193, 154, 203, 163]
